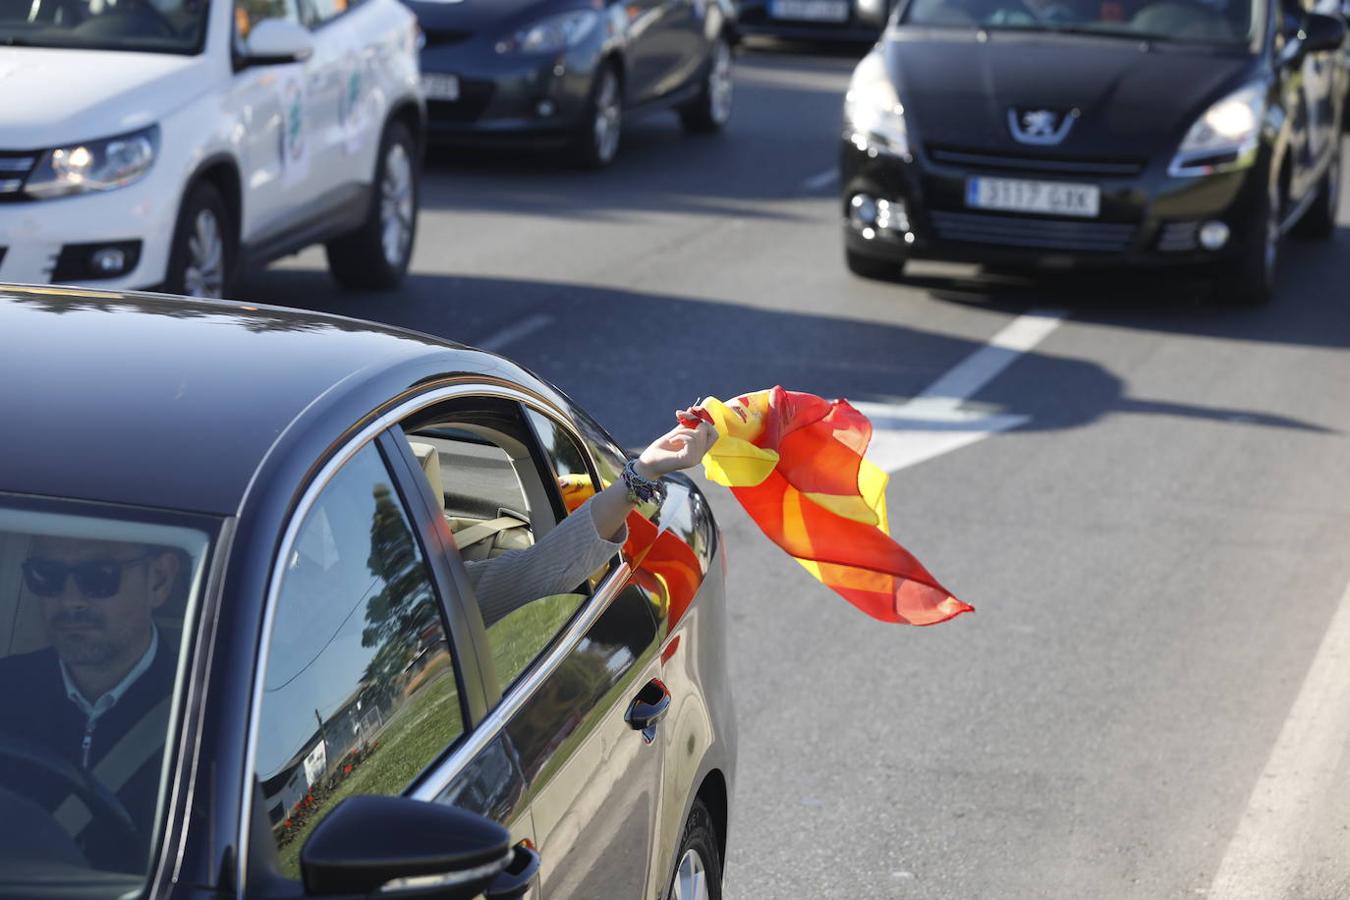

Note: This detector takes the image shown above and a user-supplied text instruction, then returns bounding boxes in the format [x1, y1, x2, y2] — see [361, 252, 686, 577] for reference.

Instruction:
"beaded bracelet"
[622, 459, 666, 505]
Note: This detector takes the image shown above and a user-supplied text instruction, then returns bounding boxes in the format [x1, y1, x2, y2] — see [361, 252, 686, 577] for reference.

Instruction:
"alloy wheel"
[185, 208, 224, 299]
[380, 141, 414, 268]
[709, 41, 733, 125]
[593, 69, 622, 164]
[670, 848, 709, 900]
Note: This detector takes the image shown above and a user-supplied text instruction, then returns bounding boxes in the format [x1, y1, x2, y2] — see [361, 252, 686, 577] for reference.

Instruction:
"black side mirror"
[1301, 11, 1348, 51]
[300, 795, 521, 899]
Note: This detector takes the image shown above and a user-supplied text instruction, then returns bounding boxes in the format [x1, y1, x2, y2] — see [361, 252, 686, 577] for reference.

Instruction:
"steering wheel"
[0, 735, 142, 859]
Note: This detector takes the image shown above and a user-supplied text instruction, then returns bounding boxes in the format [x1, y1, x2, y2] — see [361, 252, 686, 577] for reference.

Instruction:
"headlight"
[844, 52, 908, 158]
[1169, 84, 1264, 177]
[496, 9, 600, 54]
[25, 126, 159, 200]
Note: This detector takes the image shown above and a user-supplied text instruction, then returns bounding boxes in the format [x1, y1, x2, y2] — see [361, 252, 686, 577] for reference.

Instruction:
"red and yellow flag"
[695, 386, 971, 626]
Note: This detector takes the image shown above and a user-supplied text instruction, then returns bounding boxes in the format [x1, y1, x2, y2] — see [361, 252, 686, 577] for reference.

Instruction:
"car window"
[0, 0, 210, 53]
[233, 0, 301, 41]
[401, 399, 608, 696]
[903, 0, 1256, 43]
[0, 498, 211, 899]
[252, 443, 467, 880]
[305, 0, 362, 27]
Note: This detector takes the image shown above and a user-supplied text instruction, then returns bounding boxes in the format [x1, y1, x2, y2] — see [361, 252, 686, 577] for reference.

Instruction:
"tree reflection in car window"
[255, 443, 465, 880]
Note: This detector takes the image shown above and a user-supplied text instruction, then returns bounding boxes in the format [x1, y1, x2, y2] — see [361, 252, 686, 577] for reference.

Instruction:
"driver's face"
[27, 537, 174, 667]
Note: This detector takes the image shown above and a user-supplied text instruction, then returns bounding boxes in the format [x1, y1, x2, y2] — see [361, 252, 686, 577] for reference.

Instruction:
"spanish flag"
[695, 386, 971, 626]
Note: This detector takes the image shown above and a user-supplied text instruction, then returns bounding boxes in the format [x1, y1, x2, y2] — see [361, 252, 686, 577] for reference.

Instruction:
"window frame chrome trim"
[235, 379, 623, 898]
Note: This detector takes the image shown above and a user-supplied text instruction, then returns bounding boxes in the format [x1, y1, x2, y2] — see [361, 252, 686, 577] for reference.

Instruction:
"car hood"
[884, 30, 1259, 156]
[405, 0, 566, 37]
[0, 47, 212, 150]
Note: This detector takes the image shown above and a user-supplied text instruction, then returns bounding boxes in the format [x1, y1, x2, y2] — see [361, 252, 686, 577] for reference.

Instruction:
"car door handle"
[625, 678, 670, 743]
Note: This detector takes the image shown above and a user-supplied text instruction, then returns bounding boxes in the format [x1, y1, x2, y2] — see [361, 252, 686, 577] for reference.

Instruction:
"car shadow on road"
[237, 266, 1337, 448]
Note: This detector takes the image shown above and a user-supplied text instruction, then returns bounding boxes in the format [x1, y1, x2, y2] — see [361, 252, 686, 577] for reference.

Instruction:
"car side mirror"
[239, 18, 314, 68]
[1299, 11, 1347, 52]
[300, 795, 535, 899]
[856, 0, 890, 28]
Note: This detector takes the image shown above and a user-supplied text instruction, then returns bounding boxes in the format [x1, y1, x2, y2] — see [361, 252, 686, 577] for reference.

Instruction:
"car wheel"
[1215, 172, 1279, 307]
[325, 120, 419, 291]
[573, 63, 623, 169]
[1291, 139, 1341, 241]
[846, 246, 905, 282]
[665, 800, 722, 900]
[679, 37, 734, 135]
[165, 181, 233, 299]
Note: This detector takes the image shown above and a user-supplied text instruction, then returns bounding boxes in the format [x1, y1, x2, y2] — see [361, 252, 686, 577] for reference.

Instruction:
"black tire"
[1291, 138, 1341, 241]
[846, 246, 905, 282]
[1214, 172, 1279, 307]
[571, 63, 623, 169]
[164, 181, 234, 299]
[325, 120, 419, 291]
[665, 800, 723, 900]
[679, 37, 734, 135]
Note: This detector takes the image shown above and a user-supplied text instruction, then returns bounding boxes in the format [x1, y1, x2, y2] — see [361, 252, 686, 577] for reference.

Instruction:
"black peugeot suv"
[840, 0, 1347, 304]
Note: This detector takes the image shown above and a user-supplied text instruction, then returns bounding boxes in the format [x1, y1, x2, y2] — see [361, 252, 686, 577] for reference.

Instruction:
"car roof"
[0, 286, 540, 517]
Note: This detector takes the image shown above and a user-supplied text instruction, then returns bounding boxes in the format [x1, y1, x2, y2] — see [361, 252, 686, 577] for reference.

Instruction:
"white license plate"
[770, 0, 849, 21]
[421, 73, 460, 102]
[965, 177, 1100, 218]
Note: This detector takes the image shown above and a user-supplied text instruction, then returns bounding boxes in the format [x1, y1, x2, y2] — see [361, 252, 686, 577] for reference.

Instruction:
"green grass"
[487, 592, 586, 690]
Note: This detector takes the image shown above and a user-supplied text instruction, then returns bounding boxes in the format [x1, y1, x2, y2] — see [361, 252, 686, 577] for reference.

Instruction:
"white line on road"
[1207, 573, 1350, 899]
[855, 309, 1067, 472]
[801, 168, 839, 192]
[474, 313, 554, 352]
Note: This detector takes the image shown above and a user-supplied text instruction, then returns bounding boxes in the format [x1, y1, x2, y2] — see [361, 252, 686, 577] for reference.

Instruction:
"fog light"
[90, 247, 127, 275]
[875, 198, 910, 233]
[849, 193, 879, 230]
[536, 100, 556, 117]
[1199, 220, 1230, 251]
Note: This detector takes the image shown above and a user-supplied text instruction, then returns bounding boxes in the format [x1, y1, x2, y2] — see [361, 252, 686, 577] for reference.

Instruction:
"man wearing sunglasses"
[0, 534, 181, 872]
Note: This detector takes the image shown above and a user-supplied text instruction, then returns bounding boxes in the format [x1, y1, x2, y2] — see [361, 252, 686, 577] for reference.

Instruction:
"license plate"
[965, 177, 1100, 218]
[420, 73, 460, 102]
[770, 0, 849, 21]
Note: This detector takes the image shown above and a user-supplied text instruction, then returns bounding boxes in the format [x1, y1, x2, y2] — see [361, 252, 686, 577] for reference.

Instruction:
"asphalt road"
[239, 45, 1350, 900]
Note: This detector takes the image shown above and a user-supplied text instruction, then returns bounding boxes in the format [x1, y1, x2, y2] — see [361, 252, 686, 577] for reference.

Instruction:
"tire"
[679, 37, 734, 135]
[846, 246, 905, 282]
[1291, 138, 1341, 241]
[1214, 171, 1280, 307]
[665, 800, 723, 900]
[325, 120, 419, 291]
[572, 63, 623, 169]
[164, 181, 234, 299]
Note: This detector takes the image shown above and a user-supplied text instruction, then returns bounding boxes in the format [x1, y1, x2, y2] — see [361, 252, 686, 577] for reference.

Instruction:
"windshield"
[0, 0, 209, 54]
[0, 498, 213, 898]
[901, 0, 1259, 45]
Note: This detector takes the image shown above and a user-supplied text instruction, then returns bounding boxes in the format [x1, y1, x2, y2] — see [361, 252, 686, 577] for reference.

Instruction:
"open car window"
[0, 497, 211, 898]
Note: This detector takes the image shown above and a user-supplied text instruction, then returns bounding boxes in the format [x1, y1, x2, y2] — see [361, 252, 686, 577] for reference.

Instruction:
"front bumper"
[840, 133, 1263, 271]
[419, 35, 604, 143]
[0, 173, 175, 290]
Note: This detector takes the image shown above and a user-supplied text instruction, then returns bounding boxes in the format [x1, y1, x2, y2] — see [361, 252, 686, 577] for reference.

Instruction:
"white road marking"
[801, 168, 839, 192]
[857, 309, 1067, 473]
[1207, 574, 1350, 899]
[474, 313, 553, 352]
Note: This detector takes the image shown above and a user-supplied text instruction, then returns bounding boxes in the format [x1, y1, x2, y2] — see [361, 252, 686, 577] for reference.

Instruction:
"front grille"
[0, 153, 37, 199]
[927, 146, 1146, 178]
[426, 79, 494, 125]
[421, 28, 473, 47]
[929, 210, 1135, 253]
[1157, 221, 1199, 252]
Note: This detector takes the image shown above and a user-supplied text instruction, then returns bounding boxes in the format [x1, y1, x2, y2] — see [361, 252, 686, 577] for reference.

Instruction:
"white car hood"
[0, 47, 214, 149]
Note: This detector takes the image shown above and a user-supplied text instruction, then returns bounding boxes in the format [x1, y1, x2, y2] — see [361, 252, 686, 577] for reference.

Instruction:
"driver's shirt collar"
[60, 627, 160, 727]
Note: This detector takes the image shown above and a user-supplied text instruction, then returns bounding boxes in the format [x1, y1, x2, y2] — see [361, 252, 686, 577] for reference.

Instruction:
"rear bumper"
[839, 133, 1263, 271]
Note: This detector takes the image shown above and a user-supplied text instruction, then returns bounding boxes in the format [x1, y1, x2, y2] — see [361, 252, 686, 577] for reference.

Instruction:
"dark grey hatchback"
[0, 287, 735, 900]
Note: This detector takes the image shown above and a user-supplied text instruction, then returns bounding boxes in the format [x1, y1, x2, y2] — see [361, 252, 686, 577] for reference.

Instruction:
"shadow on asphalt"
[238, 261, 1340, 449]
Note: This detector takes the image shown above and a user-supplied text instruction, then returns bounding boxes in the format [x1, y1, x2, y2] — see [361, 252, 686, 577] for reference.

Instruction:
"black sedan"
[840, 0, 1347, 305]
[410, 0, 738, 167]
[0, 286, 735, 899]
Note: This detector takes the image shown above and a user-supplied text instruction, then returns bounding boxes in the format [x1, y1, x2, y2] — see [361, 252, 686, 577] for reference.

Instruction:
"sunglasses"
[21, 552, 155, 600]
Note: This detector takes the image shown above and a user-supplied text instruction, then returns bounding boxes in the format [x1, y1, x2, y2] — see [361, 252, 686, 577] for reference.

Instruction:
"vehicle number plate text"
[965, 177, 1100, 218]
[770, 0, 850, 21]
[421, 73, 461, 102]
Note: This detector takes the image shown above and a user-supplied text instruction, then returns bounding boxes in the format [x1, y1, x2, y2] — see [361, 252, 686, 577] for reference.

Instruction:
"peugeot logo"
[1008, 107, 1078, 145]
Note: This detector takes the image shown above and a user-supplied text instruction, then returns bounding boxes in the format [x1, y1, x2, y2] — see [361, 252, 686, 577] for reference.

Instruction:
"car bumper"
[734, 0, 882, 41]
[839, 133, 1263, 271]
[0, 176, 175, 291]
[419, 36, 603, 142]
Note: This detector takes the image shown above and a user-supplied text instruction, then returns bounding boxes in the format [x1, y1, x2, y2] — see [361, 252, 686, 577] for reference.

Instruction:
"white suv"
[0, 0, 423, 297]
